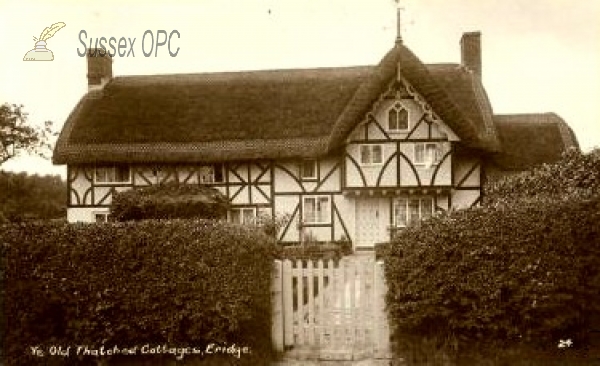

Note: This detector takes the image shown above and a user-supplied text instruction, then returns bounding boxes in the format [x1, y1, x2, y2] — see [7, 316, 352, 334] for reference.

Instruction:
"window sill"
[94, 180, 132, 185]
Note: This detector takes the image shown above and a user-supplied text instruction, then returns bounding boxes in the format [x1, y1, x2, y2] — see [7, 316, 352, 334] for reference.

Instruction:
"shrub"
[277, 241, 351, 262]
[1, 220, 279, 365]
[247, 213, 291, 239]
[384, 196, 600, 361]
[485, 148, 600, 206]
[110, 183, 229, 221]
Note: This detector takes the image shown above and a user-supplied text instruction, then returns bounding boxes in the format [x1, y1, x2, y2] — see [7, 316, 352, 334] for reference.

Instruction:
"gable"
[325, 44, 502, 154]
[346, 79, 460, 143]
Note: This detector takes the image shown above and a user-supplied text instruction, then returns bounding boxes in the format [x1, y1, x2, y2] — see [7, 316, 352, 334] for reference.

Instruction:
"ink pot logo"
[23, 22, 66, 61]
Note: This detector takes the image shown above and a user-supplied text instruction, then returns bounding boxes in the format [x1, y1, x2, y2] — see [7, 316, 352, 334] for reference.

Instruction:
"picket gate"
[271, 256, 391, 361]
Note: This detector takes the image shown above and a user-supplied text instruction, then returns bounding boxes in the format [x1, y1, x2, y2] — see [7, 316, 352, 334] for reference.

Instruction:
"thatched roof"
[53, 44, 570, 166]
[326, 45, 501, 153]
[490, 113, 579, 171]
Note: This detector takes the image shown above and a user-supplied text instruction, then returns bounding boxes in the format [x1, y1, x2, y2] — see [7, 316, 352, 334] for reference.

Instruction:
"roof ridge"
[495, 112, 558, 117]
[111, 65, 375, 80]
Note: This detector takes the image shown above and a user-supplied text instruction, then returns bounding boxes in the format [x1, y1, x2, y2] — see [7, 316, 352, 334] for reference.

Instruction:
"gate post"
[374, 260, 392, 359]
[271, 260, 284, 352]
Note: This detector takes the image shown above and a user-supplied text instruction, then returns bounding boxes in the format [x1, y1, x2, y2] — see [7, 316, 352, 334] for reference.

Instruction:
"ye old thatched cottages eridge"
[52, 32, 578, 250]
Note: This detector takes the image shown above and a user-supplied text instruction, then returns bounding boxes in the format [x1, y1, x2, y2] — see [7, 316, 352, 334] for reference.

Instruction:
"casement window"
[300, 160, 317, 180]
[388, 103, 409, 131]
[359, 145, 383, 165]
[414, 143, 442, 166]
[393, 197, 433, 227]
[229, 207, 256, 225]
[199, 164, 224, 184]
[94, 165, 130, 184]
[303, 196, 331, 224]
[93, 212, 109, 223]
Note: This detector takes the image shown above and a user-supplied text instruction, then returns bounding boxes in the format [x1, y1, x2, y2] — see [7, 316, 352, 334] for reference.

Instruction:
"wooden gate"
[271, 256, 391, 361]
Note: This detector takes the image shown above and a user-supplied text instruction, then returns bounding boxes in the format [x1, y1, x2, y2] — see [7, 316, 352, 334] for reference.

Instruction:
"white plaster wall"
[372, 99, 425, 139]
[250, 185, 271, 204]
[436, 194, 450, 211]
[70, 167, 93, 205]
[454, 158, 481, 187]
[316, 158, 341, 192]
[452, 189, 481, 209]
[273, 162, 303, 193]
[345, 142, 397, 187]
[302, 226, 331, 242]
[67, 207, 109, 223]
[274, 195, 301, 242]
[398, 142, 452, 186]
[333, 194, 355, 242]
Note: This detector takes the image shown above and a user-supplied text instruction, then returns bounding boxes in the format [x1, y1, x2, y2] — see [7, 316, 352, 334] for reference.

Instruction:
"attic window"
[95, 165, 131, 184]
[388, 103, 409, 131]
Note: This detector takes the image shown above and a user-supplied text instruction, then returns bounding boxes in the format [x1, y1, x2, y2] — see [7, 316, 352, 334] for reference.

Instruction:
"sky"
[1, 0, 599, 178]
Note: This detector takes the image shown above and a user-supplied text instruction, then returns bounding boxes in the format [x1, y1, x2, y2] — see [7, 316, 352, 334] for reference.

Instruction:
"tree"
[0, 103, 56, 166]
[0, 171, 66, 221]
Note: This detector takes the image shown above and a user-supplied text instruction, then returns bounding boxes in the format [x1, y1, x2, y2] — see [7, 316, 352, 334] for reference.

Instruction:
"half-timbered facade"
[53, 32, 578, 250]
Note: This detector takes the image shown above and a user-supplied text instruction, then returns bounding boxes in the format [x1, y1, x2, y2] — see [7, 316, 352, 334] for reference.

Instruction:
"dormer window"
[388, 103, 409, 131]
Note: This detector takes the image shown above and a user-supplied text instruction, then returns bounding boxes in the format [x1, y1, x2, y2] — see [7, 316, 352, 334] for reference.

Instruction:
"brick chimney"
[86, 48, 113, 91]
[460, 32, 481, 78]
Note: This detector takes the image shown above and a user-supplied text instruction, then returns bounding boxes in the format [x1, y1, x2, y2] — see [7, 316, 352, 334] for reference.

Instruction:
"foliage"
[485, 148, 600, 206]
[1, 219, 279, 365]
[0, 103, 57, 165]
[383, 149, 600, 363]
[110, 183, 228, 221]
[244, 213, 291, 239]
[0, 171, 66, 222]
[385, 197, 600, 360]
[277, 240, 352, 262]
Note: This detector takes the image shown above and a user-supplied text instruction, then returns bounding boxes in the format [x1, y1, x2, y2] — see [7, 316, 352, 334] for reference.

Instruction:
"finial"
[395, 0, 403, 45]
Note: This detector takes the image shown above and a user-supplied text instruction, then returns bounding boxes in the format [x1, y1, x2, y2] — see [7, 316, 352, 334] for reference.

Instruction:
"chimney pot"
[87, 48, 113, 91]
[460, 32, 482, 77]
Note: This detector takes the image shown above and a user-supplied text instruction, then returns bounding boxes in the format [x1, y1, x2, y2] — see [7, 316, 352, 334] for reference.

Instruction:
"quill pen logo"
[23, 22, 66, 61]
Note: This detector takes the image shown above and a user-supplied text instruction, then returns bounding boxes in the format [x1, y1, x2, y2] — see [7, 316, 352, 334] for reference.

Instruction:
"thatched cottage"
[53, 29, 578, 249]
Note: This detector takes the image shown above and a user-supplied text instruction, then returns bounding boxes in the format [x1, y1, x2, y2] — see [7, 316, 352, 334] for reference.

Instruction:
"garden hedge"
[383, 149, 600, 363]
[485, 148, 600, 206]
[1, 219, 279, 365]
[277, 241, 352, 262]
[110, 183, 229, 221]
[384, 195, 600, 362]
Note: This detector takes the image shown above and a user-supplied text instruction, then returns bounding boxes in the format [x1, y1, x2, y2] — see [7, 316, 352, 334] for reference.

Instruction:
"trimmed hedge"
[2, 220, 278, 365]
[384, 196, 600, 362]
[485, 148, 600, 206]
[381, 149, 600, 363]
[110, 183, 229, 221]
[277, 241, 352, 262]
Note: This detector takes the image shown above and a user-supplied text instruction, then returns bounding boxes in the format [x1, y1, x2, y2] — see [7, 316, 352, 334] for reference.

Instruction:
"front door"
[355, 198, 383, 249]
